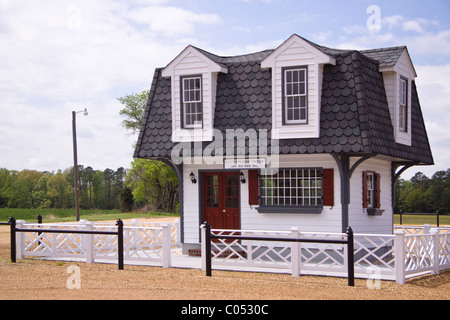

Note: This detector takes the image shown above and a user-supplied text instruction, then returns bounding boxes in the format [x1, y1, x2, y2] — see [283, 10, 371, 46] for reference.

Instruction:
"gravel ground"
[0, 220, 448, 300]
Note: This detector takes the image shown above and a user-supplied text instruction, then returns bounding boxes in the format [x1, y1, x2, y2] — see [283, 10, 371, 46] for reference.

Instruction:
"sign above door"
[223, 158, 266, 170]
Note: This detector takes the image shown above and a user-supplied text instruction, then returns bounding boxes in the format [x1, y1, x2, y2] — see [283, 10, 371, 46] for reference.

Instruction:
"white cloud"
[0, 0, 222, 172]
[402, 20, 426, 33]
[127, 6, 221, 37]
[383, 15, 404, 30]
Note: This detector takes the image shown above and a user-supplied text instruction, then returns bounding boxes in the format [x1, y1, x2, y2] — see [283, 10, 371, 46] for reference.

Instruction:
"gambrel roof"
[135, 37, 433, 165]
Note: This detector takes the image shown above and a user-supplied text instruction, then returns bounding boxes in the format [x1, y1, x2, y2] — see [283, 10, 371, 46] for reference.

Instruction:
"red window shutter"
[322, 169, 334, 206]
[248, 170, 259, 205]
[376, 173, 381, 209]
[362, 171, 368, 208]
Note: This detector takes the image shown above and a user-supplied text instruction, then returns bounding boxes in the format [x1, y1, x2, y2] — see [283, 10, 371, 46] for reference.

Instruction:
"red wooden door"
[203, 171, 240, 230]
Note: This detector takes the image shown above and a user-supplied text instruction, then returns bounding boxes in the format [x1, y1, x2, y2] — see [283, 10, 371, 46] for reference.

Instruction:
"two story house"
[134, 34, 433, 253]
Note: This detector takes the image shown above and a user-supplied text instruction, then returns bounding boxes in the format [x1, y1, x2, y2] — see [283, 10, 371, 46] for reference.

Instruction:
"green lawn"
[393, 213, 449, 226]
[0, 208, 179, 223]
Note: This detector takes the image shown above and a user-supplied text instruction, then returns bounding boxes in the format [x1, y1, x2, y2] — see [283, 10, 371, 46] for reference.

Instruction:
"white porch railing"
[15, 219, 180, 268]
[200, 224, 450, 284]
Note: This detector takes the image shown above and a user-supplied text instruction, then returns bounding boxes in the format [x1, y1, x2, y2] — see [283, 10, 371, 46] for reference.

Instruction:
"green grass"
[0, 208, 179, 223]
[393, 213, 450, 226]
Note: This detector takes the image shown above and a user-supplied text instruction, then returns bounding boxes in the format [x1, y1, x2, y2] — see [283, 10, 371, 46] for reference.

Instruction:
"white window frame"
[399, 78, 408, 132]
[283, 67, 308, 124]
[181, 76, 202, 129]
[260, 168, 323, 207]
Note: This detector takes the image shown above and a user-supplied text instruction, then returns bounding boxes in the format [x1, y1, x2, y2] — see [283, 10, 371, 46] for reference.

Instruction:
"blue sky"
[0, 0, 449, 179]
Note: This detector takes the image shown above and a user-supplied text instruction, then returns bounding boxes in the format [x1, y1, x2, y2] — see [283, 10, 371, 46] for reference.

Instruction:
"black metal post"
[437, 210, 440, 227]
[8, 217, 16, 263]
[204, 222, 212, 277]
[36, 215, 42, 246]
[399, 209, 403, 225]
[116, 219, 124, 270]
[346, 226, 354, 287]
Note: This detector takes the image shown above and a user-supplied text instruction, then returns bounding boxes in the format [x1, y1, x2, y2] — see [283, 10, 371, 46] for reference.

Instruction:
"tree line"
[395, 169, 450, 214]
[0, 161, 178, 213]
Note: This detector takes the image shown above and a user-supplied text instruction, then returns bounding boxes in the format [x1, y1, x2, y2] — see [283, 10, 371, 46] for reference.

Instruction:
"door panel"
[203, 171, 240, 230]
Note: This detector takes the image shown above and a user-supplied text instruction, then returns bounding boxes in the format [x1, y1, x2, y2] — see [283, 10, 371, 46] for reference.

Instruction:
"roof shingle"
[134, 38, 433, 165]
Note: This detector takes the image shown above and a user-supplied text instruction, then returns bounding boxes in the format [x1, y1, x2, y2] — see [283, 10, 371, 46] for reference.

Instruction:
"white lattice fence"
[201, 225, 450, 283]
[16, 219, 178, 268]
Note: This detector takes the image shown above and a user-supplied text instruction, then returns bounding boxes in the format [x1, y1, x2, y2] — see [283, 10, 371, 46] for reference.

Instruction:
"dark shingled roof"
[134, 39, 433, 165]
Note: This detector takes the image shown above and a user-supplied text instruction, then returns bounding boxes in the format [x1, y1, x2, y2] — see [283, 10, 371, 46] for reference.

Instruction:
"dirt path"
[0, 221, 449, 300]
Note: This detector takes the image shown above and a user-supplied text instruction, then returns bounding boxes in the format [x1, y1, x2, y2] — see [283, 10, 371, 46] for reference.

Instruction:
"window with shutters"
[252, 168, 334, 214]
[362, 171, 384, 215]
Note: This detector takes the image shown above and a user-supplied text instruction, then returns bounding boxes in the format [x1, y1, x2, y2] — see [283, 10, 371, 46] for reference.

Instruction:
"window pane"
[299, 82, 305, 95]
[260, 169, 323, 208]
[293, 70, 299, 82]
[286, 71, 292, 82]
[299, 70, 305, 81]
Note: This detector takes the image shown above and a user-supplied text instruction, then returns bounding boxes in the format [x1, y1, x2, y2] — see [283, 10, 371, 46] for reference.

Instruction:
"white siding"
[182, 155, 394, 245]
[348, 158, 393, 234]
[381, 50, 414, 146]
[182, 155, 343, 245]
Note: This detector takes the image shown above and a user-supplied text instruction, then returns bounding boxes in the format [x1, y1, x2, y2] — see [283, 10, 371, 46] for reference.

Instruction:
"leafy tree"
[126, 159, 178, 213]
[120, 186, 134, 212]
[118, 88, 149, 135]
[47, 171, 73, 208]
[118, 88, 179, 213]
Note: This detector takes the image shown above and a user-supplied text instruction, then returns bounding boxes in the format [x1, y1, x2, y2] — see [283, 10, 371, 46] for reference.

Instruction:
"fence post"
[175, 219, 181, 246]
[161, 224, 171, 268]
[291, 227, 300, 277]
[116, 219, 124, 270]
[200, 222, 212, 276]
[200, 224, 205, 271]
[346, 226, 354, 287]
[16, 220, 25, 260]
[36, 215, 42, 247]
[83, 220, 94, 263]
[436, 210, 440, 227]
[8, 217, 16, 263]
[430, 228, 440, 275]
[394, 230, 406, 284]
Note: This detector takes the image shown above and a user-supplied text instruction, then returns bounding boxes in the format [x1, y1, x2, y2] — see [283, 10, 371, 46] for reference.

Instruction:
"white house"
[134, 34, 433, 254]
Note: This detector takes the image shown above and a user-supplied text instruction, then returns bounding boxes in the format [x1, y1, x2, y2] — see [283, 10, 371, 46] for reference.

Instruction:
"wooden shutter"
[248, 170, 259, 205]
[376, 173, 381, 209]
[322, 169, 334, 206]
[362, 171, 368, 208]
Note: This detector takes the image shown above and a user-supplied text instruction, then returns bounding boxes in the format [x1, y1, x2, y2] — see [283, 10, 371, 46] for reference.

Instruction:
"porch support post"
[332, 153, 374, 233]
[158, 158, 184, 243]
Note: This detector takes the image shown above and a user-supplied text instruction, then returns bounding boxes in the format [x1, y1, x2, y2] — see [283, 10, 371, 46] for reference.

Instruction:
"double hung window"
[283, 67, 307, 124]
[181, 76, 202, 128]
[399, 78, 408, 132]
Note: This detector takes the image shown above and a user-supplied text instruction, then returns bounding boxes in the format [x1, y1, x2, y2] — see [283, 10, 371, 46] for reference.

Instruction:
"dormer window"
[261, 34, 336, 140]
[181, 75, 203, 129]
[399, 77, 408, 132]
[284, 67, 308, 124]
